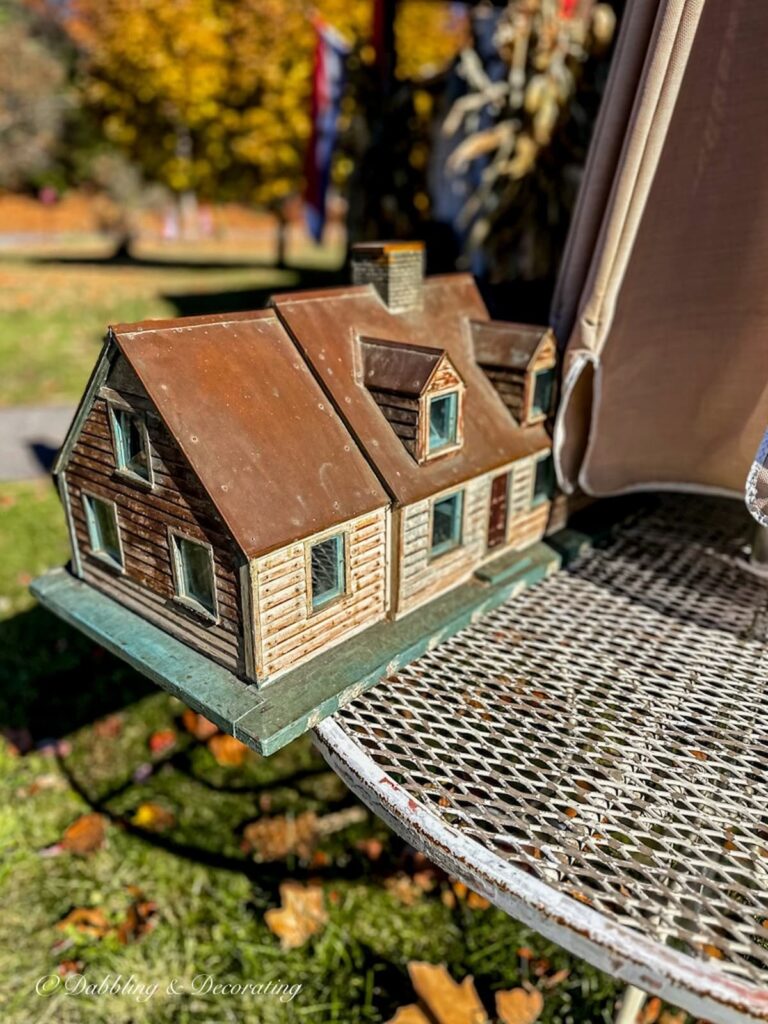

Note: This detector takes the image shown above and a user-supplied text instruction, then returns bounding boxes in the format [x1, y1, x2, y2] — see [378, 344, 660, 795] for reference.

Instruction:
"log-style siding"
[367, 389, 420, 458]
[396, 454, 552, 615]
[63, 359, 245, 676]
[251, 508, 389, 681]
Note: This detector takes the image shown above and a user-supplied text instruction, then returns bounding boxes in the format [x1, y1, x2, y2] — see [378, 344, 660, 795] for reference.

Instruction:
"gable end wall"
[61, 357, 247, 677]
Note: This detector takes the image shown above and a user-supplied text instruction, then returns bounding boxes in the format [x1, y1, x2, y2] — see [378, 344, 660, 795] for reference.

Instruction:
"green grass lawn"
[0, 249, 693, 1023]
[0, 242, 343, 407]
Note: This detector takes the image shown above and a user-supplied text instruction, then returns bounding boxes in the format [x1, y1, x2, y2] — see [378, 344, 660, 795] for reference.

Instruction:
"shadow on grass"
[0, 606, 153, 738]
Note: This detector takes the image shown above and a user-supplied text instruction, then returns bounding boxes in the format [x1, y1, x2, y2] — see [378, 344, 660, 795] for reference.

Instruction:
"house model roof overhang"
[273, 276, 550, 507]
[470, 319, 553, 370]
[108, 310, 389, 558]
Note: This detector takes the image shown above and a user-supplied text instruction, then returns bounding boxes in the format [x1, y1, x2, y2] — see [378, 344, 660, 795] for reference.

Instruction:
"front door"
[487, 472, 509, 550]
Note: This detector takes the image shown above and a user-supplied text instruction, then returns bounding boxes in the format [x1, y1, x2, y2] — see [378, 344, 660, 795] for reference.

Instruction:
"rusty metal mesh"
[333, 496, 768, 987]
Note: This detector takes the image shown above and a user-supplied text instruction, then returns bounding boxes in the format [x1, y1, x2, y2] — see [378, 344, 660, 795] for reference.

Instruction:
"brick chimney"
[351, 241, 425, 313]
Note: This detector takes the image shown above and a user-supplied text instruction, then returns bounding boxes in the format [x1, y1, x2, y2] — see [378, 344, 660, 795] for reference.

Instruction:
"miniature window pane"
[172, 535, 216, 616]
[533, 455, 555, 504]
[431, 491, 463, 557]
[83, 494, 122, 567]
[532, 369, 555, 418]
[429, 392, 458, 452]
[310, 535, 345, 609]
[113, 408, 150, 480]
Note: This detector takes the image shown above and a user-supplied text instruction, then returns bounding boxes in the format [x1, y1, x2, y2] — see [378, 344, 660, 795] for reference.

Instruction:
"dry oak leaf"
[61, 813, 106, 855]
[641, 996, 663, 1024]
[387, 1007, 432, 1024]
[243, 811, 318, 862]
[148, 729, 176, 756]
[117, 896, 159, 945]
[265, 882, 328, 950]
[181, 709, 219, 741]
[408, 962, 489, 1024]
[208, 733, 249, 767]
[131, 802, 176, 833]
[57, 907, 110, 939]
[496, 987, 544, 1024]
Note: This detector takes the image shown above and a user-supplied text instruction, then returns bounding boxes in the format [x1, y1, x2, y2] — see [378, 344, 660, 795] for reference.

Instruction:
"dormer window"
[359, 337, 465, 464]
[428, 392, 459, 454]
[531, 368, 555, 420]
[110, 405, 152, 484]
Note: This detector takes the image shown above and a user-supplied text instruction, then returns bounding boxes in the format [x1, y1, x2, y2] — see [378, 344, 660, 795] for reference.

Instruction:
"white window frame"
[81, 489, 125, 572]
[168, 529, 219, 623]
[107, 401, 155, 489]
[305, 529, 350, 616]
[428, 488, 465, 560]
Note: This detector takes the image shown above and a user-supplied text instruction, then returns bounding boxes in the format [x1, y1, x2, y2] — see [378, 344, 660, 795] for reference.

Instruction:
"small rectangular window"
[310, 534, 346, 610]
[430, 491, 463, 557]
[170, 534, 217, 618]
[82, 493, 122, 569]
[428, 392, 459, 453]
[531, 368, 555, 418]
[533, 455, 555, 504]
[111, 407, 151, 482]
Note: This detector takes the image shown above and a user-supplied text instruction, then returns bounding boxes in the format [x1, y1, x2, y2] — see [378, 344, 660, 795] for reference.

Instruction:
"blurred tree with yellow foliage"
[47, 0, 462, 221]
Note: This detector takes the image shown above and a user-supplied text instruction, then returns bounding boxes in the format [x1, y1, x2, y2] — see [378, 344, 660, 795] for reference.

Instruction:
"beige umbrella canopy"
[552, 0, 768, 501]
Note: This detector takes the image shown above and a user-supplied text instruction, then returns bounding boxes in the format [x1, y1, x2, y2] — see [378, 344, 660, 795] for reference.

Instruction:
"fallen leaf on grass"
[659, 1012, 687, 1024]
[94, 714, 123, 739]
[57, 960, 84, 976]
[385, 874, 426, 906]
[148, 729, 176, 756]
[57, 907, 110, 939]
[496, 988, 544, 1024]
[131, 802, 176, 832]
[387, 1007, 432, 1024]
[181, 709, 219, 741]
[264, 882, 327, 950]
[641, 996, 662, 1023]
[355, 837, 384, 861]
[408, 962, 488, 1024]
[208, 733, 249, 767]
[61, 813, 106, 855]
[243, 812, 318, 861]
[541, 968, 570, 989]
[116, 895, 159, 944]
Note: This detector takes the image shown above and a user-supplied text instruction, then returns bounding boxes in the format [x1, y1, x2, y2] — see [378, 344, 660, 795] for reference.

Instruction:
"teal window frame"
[82, 491, 123, 570]
[169, 531, 218, 620]
[429, 490, 464, 559]
[309, 533, 347, 612]
[533, 454, 555, 505]
[427, 391, 459, 454]
[109, 405, 153, 485]
[531, 368, 555, 419]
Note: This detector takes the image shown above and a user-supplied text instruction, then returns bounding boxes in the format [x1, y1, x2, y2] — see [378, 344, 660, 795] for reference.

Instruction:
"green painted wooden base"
[31, 540, 560, 756]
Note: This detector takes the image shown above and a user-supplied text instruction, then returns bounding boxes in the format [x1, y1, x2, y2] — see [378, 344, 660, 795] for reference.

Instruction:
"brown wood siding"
[367, 388, 419, 457]
[64, 369, 245, 676]
[481, 366, 526, 423]
[252, 508, 388, 681]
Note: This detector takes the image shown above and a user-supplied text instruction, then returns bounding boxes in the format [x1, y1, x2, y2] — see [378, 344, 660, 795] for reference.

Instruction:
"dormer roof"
[470, 320, 554, 372]
[359, 337, 445, 396]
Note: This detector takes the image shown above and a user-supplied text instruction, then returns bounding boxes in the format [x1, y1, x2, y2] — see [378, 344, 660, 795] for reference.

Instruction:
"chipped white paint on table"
[315, 496, 768, 1024]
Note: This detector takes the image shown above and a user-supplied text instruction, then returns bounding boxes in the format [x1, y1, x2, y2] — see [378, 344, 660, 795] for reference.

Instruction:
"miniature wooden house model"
[53, 241, 558, 687]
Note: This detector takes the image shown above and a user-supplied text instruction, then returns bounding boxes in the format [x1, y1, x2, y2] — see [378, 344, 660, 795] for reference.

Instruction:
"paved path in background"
[0, 405, 75, 482]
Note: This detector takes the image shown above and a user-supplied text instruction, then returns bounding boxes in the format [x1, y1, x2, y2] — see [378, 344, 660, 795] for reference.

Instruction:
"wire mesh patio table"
[314, 495, 768, 1024]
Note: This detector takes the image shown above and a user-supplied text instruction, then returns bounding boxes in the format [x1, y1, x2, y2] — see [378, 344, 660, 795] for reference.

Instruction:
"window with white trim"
[309, 534, 346, 610]
[430, 490, 464, 557]
[170, 533, 217, 618]
[82, 493, 123, 569]
[110, 406, 151, 483]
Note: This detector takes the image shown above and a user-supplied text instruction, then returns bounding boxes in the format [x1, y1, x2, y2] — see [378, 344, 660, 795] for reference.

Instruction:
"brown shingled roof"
[110, 310, 389, 557]
[273, 277, 549, 506]
[470, 320, 552, 370]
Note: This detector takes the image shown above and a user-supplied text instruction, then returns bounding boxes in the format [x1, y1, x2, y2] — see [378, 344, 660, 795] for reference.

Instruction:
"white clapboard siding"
[252, 508, 388, 681]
